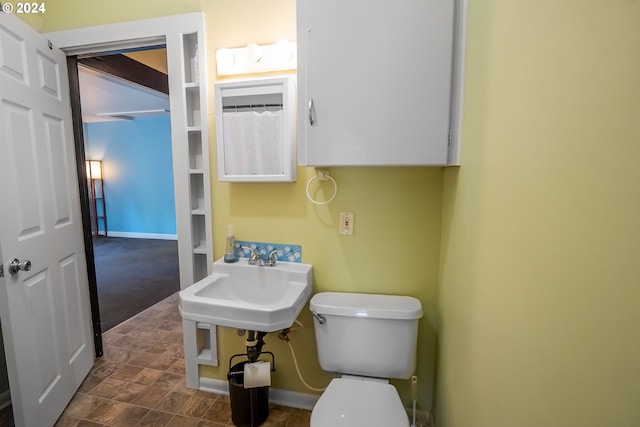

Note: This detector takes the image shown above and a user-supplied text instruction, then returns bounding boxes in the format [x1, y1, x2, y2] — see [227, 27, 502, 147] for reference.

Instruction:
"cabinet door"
[298, 0, 455, 166]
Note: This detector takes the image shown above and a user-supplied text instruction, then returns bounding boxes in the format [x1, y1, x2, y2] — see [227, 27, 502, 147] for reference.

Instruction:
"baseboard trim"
[198, 377, 319, 411]
[0, 389, 11, 411]
[198, 377, 432, 424]
[106, 231, 177, 240]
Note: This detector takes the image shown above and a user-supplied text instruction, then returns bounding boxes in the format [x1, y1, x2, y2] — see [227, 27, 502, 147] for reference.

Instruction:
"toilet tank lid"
[310, 292, 423, 320]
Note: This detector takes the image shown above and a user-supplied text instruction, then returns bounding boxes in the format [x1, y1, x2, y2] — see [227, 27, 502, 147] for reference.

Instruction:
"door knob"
[8, 258, 31, 275]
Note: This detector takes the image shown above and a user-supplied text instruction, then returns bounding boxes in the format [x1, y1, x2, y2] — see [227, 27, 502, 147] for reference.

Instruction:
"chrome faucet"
[265, 250, 281, 267]
[241, 246, 265, 266]
[240, 246, 281, 267]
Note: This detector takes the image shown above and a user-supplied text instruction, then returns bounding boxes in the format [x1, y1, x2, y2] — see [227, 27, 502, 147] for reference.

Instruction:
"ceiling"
[78, 65, 170, 123]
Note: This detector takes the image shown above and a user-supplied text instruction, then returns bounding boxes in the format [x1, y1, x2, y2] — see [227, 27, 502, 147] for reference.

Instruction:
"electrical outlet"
[339, 212, 354, 235]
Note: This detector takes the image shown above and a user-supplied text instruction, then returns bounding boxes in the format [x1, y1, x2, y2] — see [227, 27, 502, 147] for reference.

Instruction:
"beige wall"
[437, 1, 640, 426]
[21, 0, 201, 32]
[26, 0, 442, 412]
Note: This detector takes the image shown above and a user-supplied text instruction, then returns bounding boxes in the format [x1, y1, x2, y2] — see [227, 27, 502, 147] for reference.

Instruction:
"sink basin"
[179, 257, 313, 332]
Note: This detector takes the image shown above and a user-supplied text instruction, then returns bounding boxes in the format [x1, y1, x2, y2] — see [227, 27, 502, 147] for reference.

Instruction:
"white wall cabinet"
[297, 0, 458, 166]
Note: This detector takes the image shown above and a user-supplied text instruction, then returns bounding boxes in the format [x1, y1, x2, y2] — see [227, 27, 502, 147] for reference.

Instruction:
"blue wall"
[84, 115, 176, 237]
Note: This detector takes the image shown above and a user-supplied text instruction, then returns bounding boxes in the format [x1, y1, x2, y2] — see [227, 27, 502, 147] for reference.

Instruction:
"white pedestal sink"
[179, 257, 313, 332]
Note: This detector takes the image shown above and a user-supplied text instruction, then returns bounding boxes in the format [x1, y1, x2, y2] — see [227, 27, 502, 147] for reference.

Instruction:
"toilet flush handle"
[311, 311, 326, 325]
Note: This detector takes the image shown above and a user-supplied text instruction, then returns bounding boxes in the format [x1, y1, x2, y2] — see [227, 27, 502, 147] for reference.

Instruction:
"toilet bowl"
[309, 292, 423, 427]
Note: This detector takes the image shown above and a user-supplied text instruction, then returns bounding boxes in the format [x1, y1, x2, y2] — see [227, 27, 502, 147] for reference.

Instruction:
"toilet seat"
[310, 378, 409, 427]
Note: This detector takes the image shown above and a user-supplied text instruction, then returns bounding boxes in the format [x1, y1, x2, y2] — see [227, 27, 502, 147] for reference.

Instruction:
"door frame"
[45, 12, 215, 352]
[66, 56, 103, 356]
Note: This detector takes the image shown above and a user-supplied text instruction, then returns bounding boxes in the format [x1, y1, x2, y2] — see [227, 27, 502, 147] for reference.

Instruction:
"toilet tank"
[310, 292, 423, 379]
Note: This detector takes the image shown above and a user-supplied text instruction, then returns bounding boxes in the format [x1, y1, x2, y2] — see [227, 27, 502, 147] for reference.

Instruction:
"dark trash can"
[228, 361, 269, 427]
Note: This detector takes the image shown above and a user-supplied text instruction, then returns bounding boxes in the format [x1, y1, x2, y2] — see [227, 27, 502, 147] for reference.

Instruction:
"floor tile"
[154, 391, 191, 413]
[108, 404, 150, 425]
[53, 293, 311, 427]
[178, 395, 216, 419]
[137, 409, 174, 426]
[132, 387, 170, 409]
[202, 400, 232, 424]
[165, 414, 201, 427]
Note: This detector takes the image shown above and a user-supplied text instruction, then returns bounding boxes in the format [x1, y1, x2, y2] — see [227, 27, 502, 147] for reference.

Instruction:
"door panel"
[44, 115, 74, 226]
[3, 100, 46, 239]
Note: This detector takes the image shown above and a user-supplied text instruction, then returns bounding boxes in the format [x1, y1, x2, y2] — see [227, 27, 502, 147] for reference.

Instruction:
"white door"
[0, 13, 94, 427]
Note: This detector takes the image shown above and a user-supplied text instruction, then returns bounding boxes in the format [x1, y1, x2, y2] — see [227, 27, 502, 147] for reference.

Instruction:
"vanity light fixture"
[215, 41, 297, 76]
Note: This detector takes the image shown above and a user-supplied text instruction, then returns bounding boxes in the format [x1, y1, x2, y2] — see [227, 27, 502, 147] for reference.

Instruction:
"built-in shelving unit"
[176, 31, 218, 388]
[180, 31, 213, 285]
[178, 29, 217, 387]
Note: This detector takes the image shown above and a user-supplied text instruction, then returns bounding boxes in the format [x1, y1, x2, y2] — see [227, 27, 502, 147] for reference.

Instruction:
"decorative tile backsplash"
[234, 240, 302, 263]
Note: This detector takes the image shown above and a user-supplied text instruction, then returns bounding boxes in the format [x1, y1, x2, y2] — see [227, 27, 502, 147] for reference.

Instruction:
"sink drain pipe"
[245, 331, 267, 362]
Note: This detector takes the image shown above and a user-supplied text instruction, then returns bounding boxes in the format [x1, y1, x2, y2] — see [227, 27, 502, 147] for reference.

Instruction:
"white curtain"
[222, 110, 284, 176]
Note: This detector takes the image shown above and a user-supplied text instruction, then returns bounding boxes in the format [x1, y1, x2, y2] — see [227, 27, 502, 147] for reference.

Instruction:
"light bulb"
[275, 40, 294, 61]
[245, 43, 263, 63]
[216, 48, 235, 69]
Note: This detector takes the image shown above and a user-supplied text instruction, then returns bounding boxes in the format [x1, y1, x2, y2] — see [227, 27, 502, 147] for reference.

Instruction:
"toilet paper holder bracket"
[228, 351, 276, 376]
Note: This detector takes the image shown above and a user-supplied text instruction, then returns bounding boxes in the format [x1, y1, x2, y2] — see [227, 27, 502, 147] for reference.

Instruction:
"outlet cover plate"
[339, 212, 354, 235]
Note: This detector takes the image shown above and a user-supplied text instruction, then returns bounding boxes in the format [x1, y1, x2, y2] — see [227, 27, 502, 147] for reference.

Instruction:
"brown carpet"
[93, 237, 180, 331]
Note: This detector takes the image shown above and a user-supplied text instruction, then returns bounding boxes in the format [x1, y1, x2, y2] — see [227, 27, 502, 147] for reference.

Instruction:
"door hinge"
[0, 264, 4, 278]
[448, 127, 452, 145]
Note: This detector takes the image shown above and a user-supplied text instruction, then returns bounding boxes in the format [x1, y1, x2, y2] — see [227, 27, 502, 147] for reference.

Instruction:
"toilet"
[309, 292, 423, 427]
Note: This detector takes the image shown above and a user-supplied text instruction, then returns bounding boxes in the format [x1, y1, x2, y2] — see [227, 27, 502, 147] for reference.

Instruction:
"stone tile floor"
[49, 293, 311, 427]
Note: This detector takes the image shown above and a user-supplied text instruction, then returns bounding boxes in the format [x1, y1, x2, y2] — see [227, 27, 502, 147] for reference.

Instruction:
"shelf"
[195, 322, 217, 365]
[197, 348, 214, 362]
[182, 32, 199, 84]
[193, 253, 208, 282]
[190, 175, 205, 211]
[188, 131, 203, 170]
[185, 86, 201, 127]
[191, 215, 206, 250]
[193, 245, 207, 254]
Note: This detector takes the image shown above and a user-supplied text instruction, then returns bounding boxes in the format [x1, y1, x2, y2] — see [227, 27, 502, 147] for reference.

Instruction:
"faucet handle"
[241, 246, 263, 265]
[240, 245, 255, 255]
[266, 249, 282, 266]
